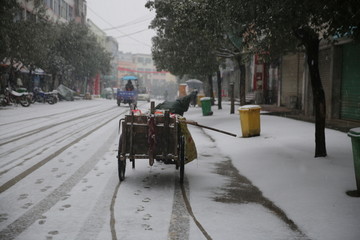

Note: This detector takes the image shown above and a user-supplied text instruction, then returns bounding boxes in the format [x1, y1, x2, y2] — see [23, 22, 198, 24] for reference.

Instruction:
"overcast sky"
[86, 0, 156, 54]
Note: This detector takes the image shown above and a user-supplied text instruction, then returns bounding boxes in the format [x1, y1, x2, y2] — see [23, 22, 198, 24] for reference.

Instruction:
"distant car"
[102, 87, 113, 99]
[137, 87, 150, 102]
[137, 92, 150, 102]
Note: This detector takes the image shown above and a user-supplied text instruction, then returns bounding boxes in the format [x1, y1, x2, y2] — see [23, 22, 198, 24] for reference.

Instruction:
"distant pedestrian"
[191, 89, 198, 107]
[125, 80, 134, 91]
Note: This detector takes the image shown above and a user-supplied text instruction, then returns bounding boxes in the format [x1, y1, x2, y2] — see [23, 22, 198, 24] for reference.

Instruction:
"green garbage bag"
[155, 91, 197, 116]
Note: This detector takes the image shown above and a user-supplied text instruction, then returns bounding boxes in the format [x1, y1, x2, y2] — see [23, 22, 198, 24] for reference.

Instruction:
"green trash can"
[200, 97, 213, 116]
[348, 127, 360, 192]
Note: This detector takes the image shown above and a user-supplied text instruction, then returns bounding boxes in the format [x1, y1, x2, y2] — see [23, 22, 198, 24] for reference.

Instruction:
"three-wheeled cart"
[117, 75, 138, 108]
[117, 110, 186, 184]
[116, 90, 137, 108]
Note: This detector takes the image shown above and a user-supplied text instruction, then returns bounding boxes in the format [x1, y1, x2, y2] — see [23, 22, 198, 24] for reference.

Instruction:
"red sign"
[253, 55, 266, 90]
[117, 67, 168, 74]
[93, 74, 100, 95]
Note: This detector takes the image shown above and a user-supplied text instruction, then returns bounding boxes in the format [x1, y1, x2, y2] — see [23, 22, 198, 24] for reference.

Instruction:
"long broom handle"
[183, 120, 237, 137]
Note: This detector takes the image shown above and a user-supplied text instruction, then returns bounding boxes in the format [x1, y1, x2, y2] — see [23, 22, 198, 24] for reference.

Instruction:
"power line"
[103, 15, 153, 31]
[114, 28, 150, 39]
[86, 5, 151, 47]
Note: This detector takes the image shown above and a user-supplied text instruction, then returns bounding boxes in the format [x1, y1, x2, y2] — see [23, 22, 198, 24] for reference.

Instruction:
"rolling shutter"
[341, 42, 360, 120]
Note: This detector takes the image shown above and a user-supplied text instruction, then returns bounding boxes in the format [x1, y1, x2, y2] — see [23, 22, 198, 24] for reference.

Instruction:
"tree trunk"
[239, 64, 246, 106]
[230, 83, 235, 114]
[235, 55, 246, 106]
[59, 74, 63, 86]
[83, 77, 88, 95]
[295, 28, 327, 157]
[27, 68, 33, 90]
[51, 73, 56, 90]
[208, 74, 215, 105]
[217, 70, 222, 109]
[9, 59, 15, 87]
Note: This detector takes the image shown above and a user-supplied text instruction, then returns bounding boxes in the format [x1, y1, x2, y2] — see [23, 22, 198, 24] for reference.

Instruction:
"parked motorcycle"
[1, 87, 31, 107]
[31, 87, 57, 104]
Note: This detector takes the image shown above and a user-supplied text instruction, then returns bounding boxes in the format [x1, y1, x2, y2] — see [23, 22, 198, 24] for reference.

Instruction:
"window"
[68, 5, 73, 20]
[45, 0, 53, 9]
[54, 0, 60, 15]
[61, 0, 67, 19]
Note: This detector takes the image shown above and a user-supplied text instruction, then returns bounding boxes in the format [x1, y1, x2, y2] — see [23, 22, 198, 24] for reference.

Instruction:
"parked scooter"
[1, 87, 31, 107]
[31, 87, 57, 104]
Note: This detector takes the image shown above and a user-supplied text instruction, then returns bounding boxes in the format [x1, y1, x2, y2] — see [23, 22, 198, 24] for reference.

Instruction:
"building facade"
[221, 38, 360, 123]
[117, 52, 177, 97]
[86, 19, 106, 48]
[104, 36, 119, 91]
[18, 0, 86, 23]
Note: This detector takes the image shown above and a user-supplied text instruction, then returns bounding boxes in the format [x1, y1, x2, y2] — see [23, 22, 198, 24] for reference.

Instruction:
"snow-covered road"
[0, 99, 359, 240]
[0, 100, 127, 239]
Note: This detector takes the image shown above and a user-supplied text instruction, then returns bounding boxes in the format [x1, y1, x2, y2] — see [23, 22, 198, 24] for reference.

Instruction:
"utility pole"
[230, 82, 235, 114]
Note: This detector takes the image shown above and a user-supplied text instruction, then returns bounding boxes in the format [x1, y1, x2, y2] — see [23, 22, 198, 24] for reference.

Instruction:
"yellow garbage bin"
[178, 84, 187, 97]
[238, 105, 261, 137]
[197, 94, 205, 106]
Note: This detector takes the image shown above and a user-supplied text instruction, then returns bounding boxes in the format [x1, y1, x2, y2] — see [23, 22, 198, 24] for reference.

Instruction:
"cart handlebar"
[181, 120, 238, 137]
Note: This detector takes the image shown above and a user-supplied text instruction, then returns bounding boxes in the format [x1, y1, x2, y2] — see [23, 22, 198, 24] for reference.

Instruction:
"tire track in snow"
[0, 106, 117, 146]
[180, 182, 213, 240]
[0, 110, 123, 194]
[73, 156, 119, 240]
[167, 177, 190, 240]
[166, 127, 214, 240]
[110, 182, 121, 240]
[168, 179, 213, 240]
[0, 103, 104, 127]
[0, 107, 125, 175]
[0, 117, 120, 240]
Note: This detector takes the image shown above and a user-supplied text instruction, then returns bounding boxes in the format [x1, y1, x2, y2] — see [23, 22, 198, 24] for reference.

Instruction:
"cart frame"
[116, 89, 137, 108]
[117, 110, 185, 184]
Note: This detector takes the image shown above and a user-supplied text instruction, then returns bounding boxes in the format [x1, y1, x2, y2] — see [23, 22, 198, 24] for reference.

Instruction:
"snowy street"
[0, 99, 359, 240]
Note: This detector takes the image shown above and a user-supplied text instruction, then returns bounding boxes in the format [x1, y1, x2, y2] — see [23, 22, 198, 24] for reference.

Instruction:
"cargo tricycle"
[117, 109, 186, 184]
[117, 75, 138, 109]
